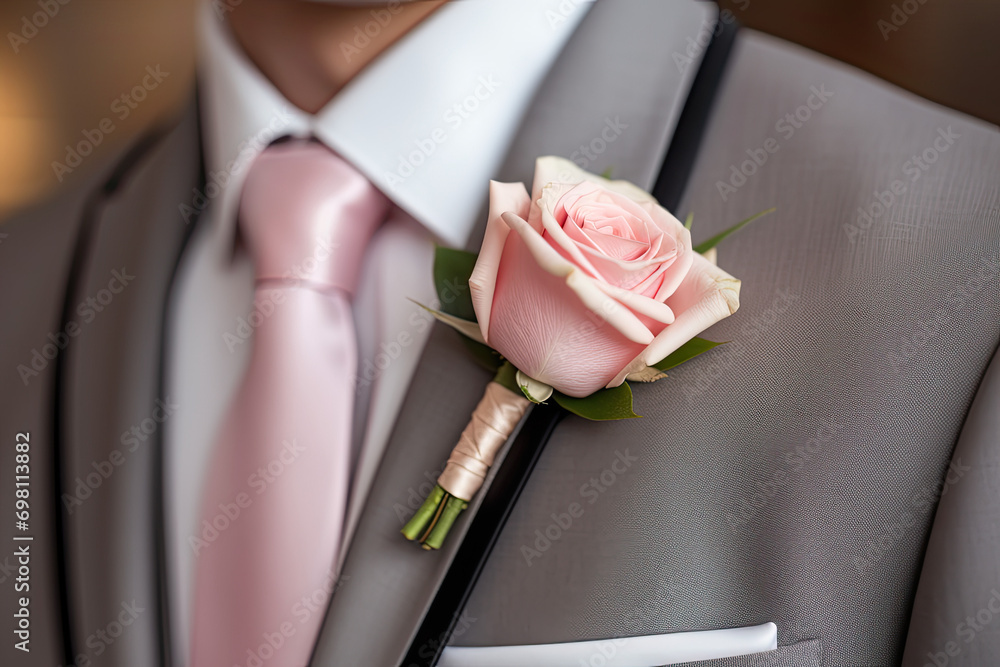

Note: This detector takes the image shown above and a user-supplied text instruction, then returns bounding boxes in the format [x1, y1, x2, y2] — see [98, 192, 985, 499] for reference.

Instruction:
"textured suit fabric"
[902, 344, 1000, 665]
[454, 29, 1000, 667]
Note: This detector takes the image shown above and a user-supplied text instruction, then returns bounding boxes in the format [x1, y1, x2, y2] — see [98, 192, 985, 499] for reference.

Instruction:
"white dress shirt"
[165, 0, 592, 661]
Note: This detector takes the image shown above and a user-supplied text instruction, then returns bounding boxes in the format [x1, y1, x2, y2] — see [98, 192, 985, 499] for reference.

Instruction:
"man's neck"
[227, 1, 448, 114]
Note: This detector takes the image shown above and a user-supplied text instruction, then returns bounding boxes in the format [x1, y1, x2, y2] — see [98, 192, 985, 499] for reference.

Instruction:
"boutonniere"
[402, 156, 773, 549]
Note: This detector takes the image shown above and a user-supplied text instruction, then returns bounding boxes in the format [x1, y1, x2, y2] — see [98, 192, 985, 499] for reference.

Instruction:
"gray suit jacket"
[1, 3, 998, 666]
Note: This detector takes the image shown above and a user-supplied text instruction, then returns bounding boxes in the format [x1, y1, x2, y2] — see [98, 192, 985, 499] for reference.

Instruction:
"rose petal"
[594, 281, 675, 325]
[577, 244, 673, 291]
[487, 231, 646, 397]
[608, 253, 741, 387]
[562, 211, 605, 253]
[564, 271, 654, 345]
[652, 242, 693, 302]
[469, 181, 531, 342]
[500, 211, 575, 276]
[641, 205, 693, 301]
[532, 155, 658, 205]
[527, 180, 571, 232]
[541, 182, 673, 287]
[538, 184, 604, 279]
[582, 229, 648, 260]
[546, 182, 689, 294]
[502, 212, 654, 345]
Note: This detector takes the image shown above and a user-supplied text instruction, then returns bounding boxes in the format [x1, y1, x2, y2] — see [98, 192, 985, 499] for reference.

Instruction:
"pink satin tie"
[190, 140, 388, 667]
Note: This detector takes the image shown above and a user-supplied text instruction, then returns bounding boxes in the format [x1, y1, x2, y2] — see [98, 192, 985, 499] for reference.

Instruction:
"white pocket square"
[439, 621, 778, 666]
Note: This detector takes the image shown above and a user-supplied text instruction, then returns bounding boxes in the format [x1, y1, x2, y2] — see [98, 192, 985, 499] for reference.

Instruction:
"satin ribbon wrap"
[437, 381, 532, 500]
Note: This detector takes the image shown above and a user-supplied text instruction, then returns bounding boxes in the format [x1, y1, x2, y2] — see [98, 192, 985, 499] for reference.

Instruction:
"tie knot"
[239, 140, 389, 294]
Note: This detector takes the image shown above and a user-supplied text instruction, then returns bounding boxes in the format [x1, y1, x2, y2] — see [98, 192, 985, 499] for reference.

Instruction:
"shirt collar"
[197, 0, 593, 252]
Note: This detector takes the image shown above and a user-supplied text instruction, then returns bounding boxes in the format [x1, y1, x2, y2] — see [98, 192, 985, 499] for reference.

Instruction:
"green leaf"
[462, 338, 503, 372]
[552, 382, 641, 421]
[684, 211, 694, 231]
[433, 246, 479, 320]
[600, 166, 614, 179]
[408, 299, 485, 344]
[492, 361, 520, 395]
[428, 249, 500, 370]
[652, 337, 725, 372]
[692, 207, 776, 254]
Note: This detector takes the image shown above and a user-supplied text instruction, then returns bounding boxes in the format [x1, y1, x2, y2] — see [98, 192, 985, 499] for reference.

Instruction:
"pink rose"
[469, 157, 740, 397]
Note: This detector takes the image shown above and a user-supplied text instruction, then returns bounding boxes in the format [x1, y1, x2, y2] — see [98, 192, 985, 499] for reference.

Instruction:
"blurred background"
[1, 0, 998, 219]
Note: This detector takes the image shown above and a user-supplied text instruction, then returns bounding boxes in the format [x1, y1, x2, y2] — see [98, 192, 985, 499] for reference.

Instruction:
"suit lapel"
[484, 0, 714, 219]
[311, 2, 713, 664]
[59, 99, 202, 667]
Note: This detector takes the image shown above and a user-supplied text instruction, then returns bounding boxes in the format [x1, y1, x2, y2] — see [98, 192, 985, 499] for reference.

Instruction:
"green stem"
[422, 494, 469, 551]
[401, 484, 446, 541]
